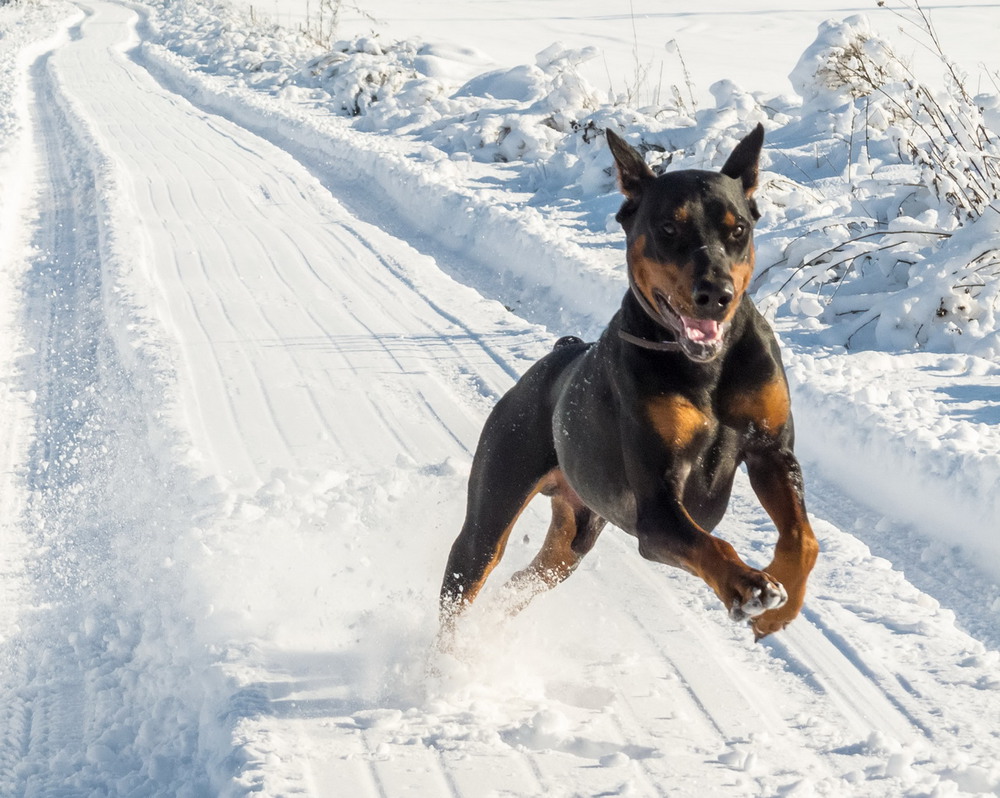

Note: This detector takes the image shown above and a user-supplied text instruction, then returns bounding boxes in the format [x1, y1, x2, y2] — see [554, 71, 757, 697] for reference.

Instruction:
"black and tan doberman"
[440, 125, 818, 640]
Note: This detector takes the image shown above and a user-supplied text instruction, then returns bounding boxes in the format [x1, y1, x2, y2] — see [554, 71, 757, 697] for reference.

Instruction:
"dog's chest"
[551, 351, 771, 532]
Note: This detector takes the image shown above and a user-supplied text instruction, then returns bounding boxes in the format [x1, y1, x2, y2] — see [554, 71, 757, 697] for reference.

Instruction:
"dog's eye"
[662, 223, 678, 237]
[731, 223, 747, 239]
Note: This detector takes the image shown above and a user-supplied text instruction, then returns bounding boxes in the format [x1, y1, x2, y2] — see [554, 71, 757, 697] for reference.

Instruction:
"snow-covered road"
[1, 2, 999, 795]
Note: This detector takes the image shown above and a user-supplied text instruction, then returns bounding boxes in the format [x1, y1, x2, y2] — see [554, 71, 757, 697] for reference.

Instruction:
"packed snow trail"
[1, 1, 1000, 795]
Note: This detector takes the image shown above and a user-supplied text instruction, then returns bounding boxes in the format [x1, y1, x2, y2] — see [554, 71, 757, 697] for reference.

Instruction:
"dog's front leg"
[745, 447, 820, 638]
[633, 490, 788, 625]
[625, 397, 786, 626]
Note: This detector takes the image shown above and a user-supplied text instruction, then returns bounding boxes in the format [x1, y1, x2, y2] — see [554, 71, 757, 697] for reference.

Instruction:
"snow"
[0, 0, 999, 795]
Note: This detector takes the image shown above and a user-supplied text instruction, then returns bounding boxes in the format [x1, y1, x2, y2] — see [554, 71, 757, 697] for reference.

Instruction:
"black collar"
[620, 268, 684, 353]
[617, 329, 684, 352]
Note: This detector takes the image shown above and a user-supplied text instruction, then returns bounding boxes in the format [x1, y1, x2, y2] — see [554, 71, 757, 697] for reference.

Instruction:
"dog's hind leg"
[503, 469, 606, 611]
[439, 397, 559, 630]
[439, 341, 588, 640]
[440, 468, 551, 621]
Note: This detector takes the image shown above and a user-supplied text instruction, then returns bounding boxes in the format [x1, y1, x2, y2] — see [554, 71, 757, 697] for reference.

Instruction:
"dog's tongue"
[681, 316, 723, 343]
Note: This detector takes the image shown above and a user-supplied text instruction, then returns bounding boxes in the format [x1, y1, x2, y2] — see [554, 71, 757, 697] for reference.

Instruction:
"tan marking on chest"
[647, 395, 711, 449]
[728, 377, 790, 433]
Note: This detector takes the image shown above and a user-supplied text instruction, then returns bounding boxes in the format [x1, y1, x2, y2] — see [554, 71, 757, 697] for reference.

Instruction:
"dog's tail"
[553, 335, 584, 350]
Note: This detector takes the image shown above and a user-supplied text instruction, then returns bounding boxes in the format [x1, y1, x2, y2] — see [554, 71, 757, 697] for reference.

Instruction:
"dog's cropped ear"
[721, 123, 764, 197]
[606, 129, 654, 200]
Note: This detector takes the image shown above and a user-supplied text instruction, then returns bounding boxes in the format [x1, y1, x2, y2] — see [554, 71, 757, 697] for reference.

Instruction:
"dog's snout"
[693, 279, 735, 312]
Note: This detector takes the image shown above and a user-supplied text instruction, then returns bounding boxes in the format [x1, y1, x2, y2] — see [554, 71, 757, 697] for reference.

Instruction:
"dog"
[439, 124, 818, 640]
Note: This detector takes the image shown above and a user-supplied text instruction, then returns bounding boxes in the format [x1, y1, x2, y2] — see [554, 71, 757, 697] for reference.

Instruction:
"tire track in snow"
[0, 21, 213, 794]
[591, 541, 845, 790]
[276, 217, 531, 457]
[127, 153, 262, 475]
[8, 39, 117, 794]
[335, 222, 528, 386]
[104, 23, 516, 482]
[775, 606, 934, 739]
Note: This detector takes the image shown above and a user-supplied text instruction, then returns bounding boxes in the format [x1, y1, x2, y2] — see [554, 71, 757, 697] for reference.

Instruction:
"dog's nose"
[693, 279, 735, 313]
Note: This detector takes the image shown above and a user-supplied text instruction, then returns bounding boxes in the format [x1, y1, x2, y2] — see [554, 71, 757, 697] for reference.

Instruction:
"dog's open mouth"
[680, 316, 724, 344]
[654, 292, 728, 362]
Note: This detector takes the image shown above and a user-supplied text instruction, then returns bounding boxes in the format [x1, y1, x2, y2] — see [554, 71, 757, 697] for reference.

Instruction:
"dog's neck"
[617, 282, 684, 353]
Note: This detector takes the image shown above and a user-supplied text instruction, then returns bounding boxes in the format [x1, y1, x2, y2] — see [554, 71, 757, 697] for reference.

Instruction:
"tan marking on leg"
[530, 500, 578, 581]
[662, 530, 785, 620]
[506, 471, 590, 609]
[747, 459, 819, 638]
[751, 533, 820, 639]
[458, 470, 557, 606]
[686, 534, 743, 593]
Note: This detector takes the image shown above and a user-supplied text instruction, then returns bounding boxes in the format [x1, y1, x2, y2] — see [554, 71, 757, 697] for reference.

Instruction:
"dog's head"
[607, 125, 764, 362]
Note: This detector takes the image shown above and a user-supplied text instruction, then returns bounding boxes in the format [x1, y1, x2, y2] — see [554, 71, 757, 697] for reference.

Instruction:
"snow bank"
[787, 347, 1000, 580]
[761, 15, 1000, 359]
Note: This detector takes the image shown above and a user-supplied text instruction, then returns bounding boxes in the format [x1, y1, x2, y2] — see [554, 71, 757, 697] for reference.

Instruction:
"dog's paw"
[728, 577, 787, 622]
[751, 612, 791, 641]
